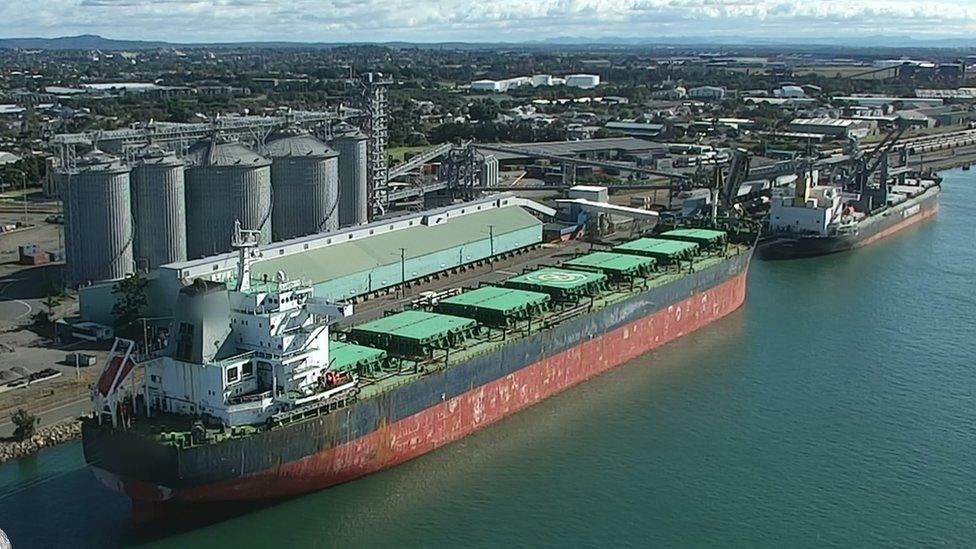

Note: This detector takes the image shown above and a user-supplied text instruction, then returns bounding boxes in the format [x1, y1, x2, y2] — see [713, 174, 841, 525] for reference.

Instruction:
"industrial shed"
[248, 205, 541, 301]
[79, 194, 546, 325]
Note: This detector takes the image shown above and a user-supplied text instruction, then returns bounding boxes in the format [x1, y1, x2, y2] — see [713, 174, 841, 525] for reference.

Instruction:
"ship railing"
[227, 390, 272, 406]
[829, 222, 859, 236]
[270, 385, 359, 427]
[283, 377, 358, 407]
[213, 351, 256, 367]
[132, 349, 166, 363]
[538, 302, 593, 330]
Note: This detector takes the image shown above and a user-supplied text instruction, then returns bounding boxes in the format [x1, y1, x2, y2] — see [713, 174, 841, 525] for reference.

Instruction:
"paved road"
[0, 396, 90, 438]
[0, 278, 33, 327]
[340, 240, 592, 327]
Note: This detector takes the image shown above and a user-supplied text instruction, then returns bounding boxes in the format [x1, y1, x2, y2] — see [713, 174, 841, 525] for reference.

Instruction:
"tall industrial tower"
[360, 72, 392, 218]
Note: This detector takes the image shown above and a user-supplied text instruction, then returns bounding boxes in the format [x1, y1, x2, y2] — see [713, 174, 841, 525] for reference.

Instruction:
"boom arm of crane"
[862, 122, 909, 177]
[847, 120, 910, 192]
[719, 149, 751, 208]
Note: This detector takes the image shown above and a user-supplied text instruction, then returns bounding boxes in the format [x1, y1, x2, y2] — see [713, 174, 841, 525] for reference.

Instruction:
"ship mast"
[231, 219, 261, 292]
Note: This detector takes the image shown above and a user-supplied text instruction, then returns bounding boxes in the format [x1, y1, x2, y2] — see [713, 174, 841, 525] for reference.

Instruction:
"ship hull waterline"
[759, 185, 940, 260]
[87, 254, 751, 516]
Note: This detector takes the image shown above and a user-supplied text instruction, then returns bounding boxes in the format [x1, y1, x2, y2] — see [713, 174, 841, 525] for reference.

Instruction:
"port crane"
[848, 121, 910, 211]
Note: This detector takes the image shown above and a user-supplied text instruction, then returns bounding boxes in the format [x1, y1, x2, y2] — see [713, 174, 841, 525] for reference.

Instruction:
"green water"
[2, 169, 975, 548]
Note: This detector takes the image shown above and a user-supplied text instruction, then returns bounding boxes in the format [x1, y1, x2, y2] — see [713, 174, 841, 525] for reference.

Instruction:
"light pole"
[398, 247, 406, 298]
[485, 225, 495, 271]
[21, 170, 28, 227]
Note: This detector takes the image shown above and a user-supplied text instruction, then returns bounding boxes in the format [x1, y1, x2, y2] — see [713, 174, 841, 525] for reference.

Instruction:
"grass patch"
[390, 145, 433, 163]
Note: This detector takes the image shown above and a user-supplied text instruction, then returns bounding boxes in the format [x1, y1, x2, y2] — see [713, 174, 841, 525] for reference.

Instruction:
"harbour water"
[2, 169, 975, 548]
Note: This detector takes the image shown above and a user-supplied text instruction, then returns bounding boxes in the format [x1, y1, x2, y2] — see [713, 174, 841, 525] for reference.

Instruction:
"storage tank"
[266, 129, 340, 240]
[565, 74, 601, 89]
[334, 131, 368, 227]
[184, 138, 272, 259]
[131, 146, 187, 269]
[479, 155, 499, 187]
[62, 150, 133, 286]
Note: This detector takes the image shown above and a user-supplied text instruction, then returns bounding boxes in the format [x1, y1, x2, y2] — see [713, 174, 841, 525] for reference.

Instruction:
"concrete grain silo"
[62, 150, 134, 286]
[266, 129, 340, 240]
[333, 131, 368, 227]
[131, 146, 187, 269]
[184, 137, 272, 259]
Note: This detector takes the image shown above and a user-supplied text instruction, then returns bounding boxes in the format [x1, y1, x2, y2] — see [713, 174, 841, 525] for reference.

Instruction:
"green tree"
[111, 272, 148, 340]
[405, 132, 429, 147]
[467, 100, 499, 122]
[11, 409, 38, 441]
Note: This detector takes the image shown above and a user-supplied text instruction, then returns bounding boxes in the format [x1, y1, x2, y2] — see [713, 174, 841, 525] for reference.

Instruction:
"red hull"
[856, 200, 939, 248]
[106, 266, 749, 510]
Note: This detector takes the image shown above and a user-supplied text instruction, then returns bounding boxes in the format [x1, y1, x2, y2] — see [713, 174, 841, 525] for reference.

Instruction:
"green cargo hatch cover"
[440, 286, 550, 314]
[563, 251, 655, 276]
[350, 310, 477, 344]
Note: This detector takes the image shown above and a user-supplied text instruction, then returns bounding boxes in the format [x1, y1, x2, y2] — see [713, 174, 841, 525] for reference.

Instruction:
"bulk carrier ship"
[83, 219, 757, 520]
[760, 122, 941, 260]
[759, 175, 940, 259]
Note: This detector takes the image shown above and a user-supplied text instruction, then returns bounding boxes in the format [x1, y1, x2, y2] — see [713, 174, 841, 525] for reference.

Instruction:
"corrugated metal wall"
[271, 156, 339, 240]
[63, 160, 134, 285]
[185, 165, 272, 258]
[309, 224, 540, 300]
[334, 134, 368, 227]
[132, 153, 187, 269]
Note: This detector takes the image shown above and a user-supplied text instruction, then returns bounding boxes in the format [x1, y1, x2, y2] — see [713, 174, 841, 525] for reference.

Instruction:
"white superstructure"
[141, 223, 354, 427]
[769, 183, 848, 237]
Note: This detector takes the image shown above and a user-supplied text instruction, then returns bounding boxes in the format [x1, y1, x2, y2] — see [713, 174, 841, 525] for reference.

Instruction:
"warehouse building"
[603, 122, 665, 139]
[787, 118, 874, 140]
[688, 86, 727, 100]
[471, 79, 505, 92]
[832, 96, 944, 109]
[565, 74, 601, 89]
[79, 194, 549, 325]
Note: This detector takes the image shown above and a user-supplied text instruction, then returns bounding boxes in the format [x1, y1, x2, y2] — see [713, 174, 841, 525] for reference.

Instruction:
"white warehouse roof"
[790, 118, 862, 127]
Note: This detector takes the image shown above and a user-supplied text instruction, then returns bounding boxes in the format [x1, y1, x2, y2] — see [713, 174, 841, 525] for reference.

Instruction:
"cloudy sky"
[2, 0, 976, 43]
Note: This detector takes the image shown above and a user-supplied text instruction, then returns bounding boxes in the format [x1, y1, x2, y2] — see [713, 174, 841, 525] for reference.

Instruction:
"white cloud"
[2, 0, 976, 42]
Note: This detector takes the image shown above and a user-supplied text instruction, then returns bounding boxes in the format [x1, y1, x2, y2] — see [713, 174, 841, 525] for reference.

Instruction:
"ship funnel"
[795, 171, 812, 205]
[167, 279, 235, 364]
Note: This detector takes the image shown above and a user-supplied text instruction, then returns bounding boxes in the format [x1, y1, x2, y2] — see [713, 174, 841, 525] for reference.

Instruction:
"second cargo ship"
[759, 172, 941, 260]
[82, 219, 757, 519]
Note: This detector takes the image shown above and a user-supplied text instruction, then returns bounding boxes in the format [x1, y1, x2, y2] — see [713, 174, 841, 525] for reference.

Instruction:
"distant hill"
[0, 34, 173, 50]
[534, 35, 976, 49]
[0, 33, 974, 52]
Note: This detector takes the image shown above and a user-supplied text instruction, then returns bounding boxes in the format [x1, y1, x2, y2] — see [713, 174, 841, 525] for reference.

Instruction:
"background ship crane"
[849, 120, 910, 211]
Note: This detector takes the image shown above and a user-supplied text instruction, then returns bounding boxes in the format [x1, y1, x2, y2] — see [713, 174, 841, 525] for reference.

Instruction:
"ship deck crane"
[850, 120, 910, 211]
[718, 149, 752, 209]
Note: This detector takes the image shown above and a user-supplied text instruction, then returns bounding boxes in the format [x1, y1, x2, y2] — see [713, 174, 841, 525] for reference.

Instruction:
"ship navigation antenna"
[231, 219, 261, 292]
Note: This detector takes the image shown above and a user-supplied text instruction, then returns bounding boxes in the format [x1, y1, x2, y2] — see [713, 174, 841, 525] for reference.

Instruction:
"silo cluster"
[480, 155, 499, 187]
[57, 127, 371, 285]
[266, 129, 340, 240]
